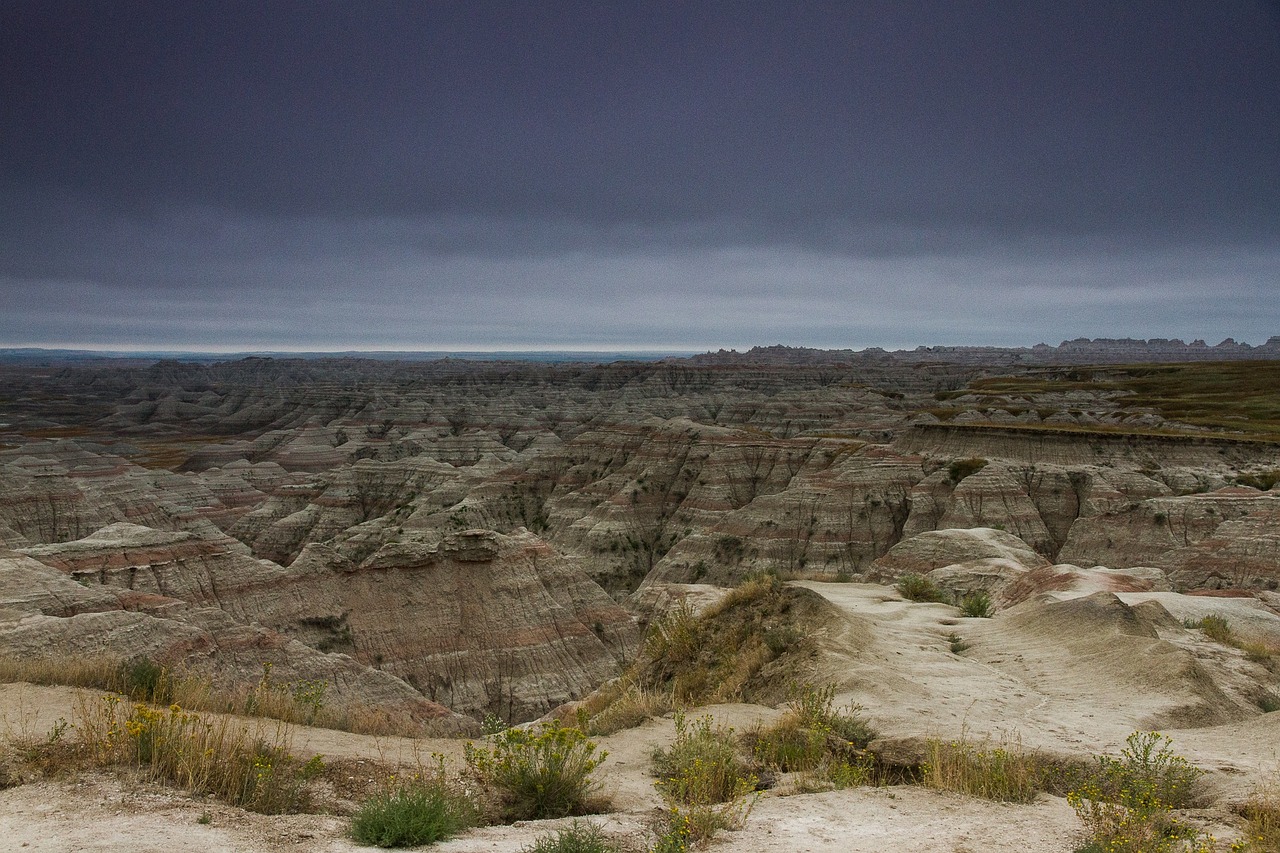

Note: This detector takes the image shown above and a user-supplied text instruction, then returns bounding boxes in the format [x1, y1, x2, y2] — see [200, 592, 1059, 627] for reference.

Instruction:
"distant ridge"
[0, 348, 696, 367]
[4, 337, 1279, 369]
[689, 336, 1280, 367]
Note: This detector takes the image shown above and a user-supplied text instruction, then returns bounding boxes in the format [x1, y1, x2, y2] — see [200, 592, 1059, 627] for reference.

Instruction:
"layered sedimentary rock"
[15, 523, 638, 721]
[0, 548, 473, 734]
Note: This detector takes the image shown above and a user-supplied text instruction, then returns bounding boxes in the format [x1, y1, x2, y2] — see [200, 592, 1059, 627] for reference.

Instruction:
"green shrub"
[464, 722, 607, 821]
[519, 820, 621, 853]
[1068, 732, 1208, 853]
[1199, 614, 1233, 644]
[119, 656, 172, 704]
[750, 683, 875, 777]
[959, 591, 993, 618]
[649, 712, 760, 847]
[350, 773, 477, 848]
[896, 574, 948, 603]
[947, 633, 971, 654]
[652, 713, 753, 806]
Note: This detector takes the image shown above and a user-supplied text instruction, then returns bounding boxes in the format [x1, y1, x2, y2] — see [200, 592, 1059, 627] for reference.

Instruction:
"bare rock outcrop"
[0, 549, 473, 734]
[870, 528, 1049, 581]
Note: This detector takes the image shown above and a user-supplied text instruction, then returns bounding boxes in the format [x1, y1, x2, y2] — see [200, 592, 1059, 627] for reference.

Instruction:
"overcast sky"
[3, 1, 1278, 352]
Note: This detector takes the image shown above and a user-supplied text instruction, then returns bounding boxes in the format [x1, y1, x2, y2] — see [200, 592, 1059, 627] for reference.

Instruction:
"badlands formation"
[1, 347, 1278, 851]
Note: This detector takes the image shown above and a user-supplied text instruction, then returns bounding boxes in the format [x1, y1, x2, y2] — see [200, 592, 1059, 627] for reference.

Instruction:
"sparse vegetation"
[746, 683, 876, 791]
[464, 721, 607, 821]
[577, 679, 673, 735]
[921, 732, 1046, 803]
[958, 591, 993, 618]
[630, 574, 824, 706]
[1193, 616, 1277, 666]
[947, 457, 989, 484]
[0, 655, 425, 737]
[650, 712, 757, 848]
[1068, 731, 1208, 853]
[351, 763, 478, 848]
[947, 633, 970, 654]
[896, 574, 949, 603]
[26, 694, 326, 813]
[1234, 779, 1280, 852]
[520, 820, 623, 853]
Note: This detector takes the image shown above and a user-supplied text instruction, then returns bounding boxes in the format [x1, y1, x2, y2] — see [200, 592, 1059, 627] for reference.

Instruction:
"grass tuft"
[350, 763, 478, 848]
[958, 591, 994, 618]
[921, 732, 1046, 803]
[519, 820, 623, 853]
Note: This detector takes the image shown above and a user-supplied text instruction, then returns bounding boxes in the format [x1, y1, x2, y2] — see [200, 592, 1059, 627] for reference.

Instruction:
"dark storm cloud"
[1, 1, 1278, 349]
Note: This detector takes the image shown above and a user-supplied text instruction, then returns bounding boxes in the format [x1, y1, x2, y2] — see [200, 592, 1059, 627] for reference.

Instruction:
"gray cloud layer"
[2, 1, 1278, 350]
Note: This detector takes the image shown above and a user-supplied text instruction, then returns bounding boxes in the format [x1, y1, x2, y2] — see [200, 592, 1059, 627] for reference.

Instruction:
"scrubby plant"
[921, 732, 1046, 803]
[947, 633, 971, 654]
[119, 656, 173, 704]
[1068, 732, 1208, 853]
[748, 684, 876, 793]
[578, 680, 672, 736]
[630, 573, 822, 706]
[464, 721, 607, 821]
[519, 820, 622, 853]
[653, 713, 753, 806]
[959, 591, 994, 618]
[350, 763, 477, 848]
[1199, 615, 1234, 644]
[896, 574, 948, 603]
[651, 713, 757, 847]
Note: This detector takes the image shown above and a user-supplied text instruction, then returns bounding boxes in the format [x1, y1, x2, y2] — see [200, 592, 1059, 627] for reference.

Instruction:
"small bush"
[464, 722, 607, 821]
[652, 713, 753, 806]
[896, 574, 948, 603]
[1199, 615, 1234, 644]
[947, 633, 971, 654]
[1069, 732, 1208, 853]
[922, 733, 1046, 803]
[119, 656, 172, 704]
[520, 820, 621, 853]
[351, 771, 477, 848]
[651, 713, 757, 848]
[959, 591, 993, 618]
[749, 683, 875, 779]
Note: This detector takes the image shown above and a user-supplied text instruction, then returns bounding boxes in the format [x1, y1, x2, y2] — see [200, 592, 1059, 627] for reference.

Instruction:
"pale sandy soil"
[3, 580, 1276, 851]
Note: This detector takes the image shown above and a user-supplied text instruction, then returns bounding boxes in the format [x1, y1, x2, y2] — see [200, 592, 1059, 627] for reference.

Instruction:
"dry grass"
[1236, 778, 1280, 852]
[576, 679, 673, 736]
[1193, 617, 1277, 668]
[630, 574, 823, 706]
[921, 731, 1049, 803]
[15, 692, 323, 813]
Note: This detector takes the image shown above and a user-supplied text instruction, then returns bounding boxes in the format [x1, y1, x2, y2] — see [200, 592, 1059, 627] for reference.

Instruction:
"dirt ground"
[3, 581, 1277, 851]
